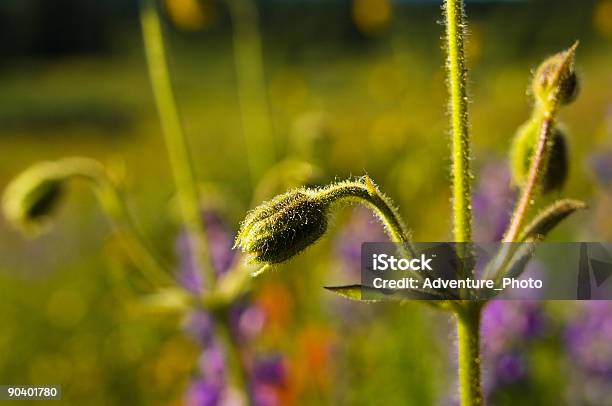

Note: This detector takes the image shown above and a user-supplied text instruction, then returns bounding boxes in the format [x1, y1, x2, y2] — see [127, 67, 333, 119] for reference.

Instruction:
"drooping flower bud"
[234, 189, 329, 264]
[532, 42, 579, 107]
[2, 158, 104, 236]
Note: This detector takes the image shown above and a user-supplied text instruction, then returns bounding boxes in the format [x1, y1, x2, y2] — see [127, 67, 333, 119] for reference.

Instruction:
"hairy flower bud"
[2, 158, 104, 236]
[510, 121, 568, 193]
[235, 189, 329, 264]
[532, 42, 579, 106]
[543, 128, 568, 192]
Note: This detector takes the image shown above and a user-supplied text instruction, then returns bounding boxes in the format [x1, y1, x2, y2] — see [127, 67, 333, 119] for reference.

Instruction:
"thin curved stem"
[503, 114, 554, 242]
[139, 0, 215, 288]
[318, 179, 412, 248]
[444, 0, 473, 244]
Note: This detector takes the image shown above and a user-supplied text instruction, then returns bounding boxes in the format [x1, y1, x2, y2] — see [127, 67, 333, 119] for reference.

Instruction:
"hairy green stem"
[226, 0, 276, 182]
[456, 303, 484, 406]
[318, 180, 412, 248]
[444, 0, 473, 244]
[444, 0, 481, 403]
[503, 114, 554, 242]
[139, 0, 214, 287]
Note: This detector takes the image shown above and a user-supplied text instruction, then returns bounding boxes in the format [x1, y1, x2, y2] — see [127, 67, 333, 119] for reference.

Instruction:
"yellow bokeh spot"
[352, 0, 392, 35]
[367, 62, 406, 103]
[369, 112, 409, 152]
[46, 289, 87, 328]
[269, 68, 309, 115]
[594, 0, 612, 39]
[164, 0, 215, 31]
[465, 24, 483, 67]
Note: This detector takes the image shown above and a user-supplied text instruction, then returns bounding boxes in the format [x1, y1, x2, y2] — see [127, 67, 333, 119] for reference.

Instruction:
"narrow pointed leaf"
[519, 199, 586, 241]
[324, 285, 376, 302]
[324, 284, 456, 302]
[138, 288, 193, 314]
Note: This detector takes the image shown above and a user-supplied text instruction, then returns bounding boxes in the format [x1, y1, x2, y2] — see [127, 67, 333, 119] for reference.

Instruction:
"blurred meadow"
[0, 0, 611, 405]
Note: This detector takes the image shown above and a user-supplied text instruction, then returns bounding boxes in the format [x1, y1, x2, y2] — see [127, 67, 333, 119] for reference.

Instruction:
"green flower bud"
[235, 189, 329, 264]
[543, 128, 568, 192]
[532, 42, 579, 107]
[510, 117, 539, 187]
[510, 120, 568, 193]
[2, 158, 104, 236]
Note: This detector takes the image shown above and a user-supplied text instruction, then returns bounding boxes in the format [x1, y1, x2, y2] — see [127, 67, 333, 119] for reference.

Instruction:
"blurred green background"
[0, 0, 611, 405]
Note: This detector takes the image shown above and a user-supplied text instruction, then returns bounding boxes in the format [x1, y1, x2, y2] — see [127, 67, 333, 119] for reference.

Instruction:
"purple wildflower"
[177, 209, 288, 406]
[481, 300, 546, 398]
[335, 207, 387, 277]
[185, 311, 215, 347]
[494, 353, 526, 384]
[564, 301, 612, 404]
[176, 210, 236, 293]
[473, 160, 516, 242]
[253, 355, 286, 386]
[234, 304, 266, 343]
[251, 355, 287, 406]
[482, 301, 545, 354]
[565, 301, 612, 378]
[185, 380, 224, 406]
[589, 151, 612, 188]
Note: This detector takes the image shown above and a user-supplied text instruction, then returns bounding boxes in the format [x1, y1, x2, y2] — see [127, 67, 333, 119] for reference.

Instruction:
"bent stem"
[317, 179, 412, 248]
[140, 0, 215, 288]
[457, 303, 483, 406]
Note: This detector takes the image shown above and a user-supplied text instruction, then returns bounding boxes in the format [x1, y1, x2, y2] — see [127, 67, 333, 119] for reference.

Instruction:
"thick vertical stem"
[457, 304, 483, 406]
[139, 0, 215, 287]
[444, 1, 482, 403]
[444, 0, 473, 243]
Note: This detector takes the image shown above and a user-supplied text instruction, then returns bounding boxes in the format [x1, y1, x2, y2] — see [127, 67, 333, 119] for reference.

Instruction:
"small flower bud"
[510, 121, 568, 193]
[532, 42, 579, 106]
[542, 128, 568, 192]
[235, 189, 329, 264]
[2, 158, 103, 236]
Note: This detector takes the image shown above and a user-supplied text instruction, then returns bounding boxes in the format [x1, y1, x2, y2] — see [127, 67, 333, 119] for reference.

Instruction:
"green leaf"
[518, 199, 586, 241]
[324, 285, 376, 302]
[324, 284, 453, 302]
[138, 287, 193, 315]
